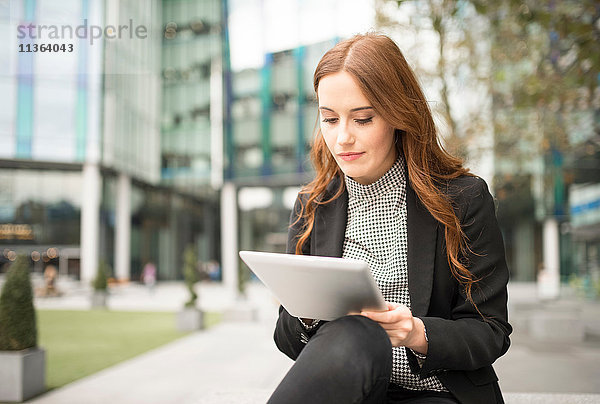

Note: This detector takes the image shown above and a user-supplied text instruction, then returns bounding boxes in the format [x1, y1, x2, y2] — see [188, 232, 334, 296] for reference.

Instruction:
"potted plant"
[91, 261, 109, 308]
[0, 255, 46, 402]
[177, 245, 204, 331]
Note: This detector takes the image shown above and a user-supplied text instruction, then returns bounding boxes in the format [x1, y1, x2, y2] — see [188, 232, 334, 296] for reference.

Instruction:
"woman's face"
[317, 71, 397, 185]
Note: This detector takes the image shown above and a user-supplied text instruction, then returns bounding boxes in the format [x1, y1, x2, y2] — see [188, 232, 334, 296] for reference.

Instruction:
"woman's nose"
[336, 122, 355, 145]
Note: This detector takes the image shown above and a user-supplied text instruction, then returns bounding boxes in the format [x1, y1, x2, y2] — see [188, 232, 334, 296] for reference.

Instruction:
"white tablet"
[239, 251, 387, 321]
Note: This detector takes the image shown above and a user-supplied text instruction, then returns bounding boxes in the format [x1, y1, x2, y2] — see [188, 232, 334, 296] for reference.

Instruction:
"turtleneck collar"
[344, 155, 406, 200]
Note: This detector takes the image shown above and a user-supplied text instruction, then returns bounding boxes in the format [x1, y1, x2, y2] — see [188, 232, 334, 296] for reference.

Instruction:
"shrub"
[0, 255, 37, 350]
[93, 261, 109, 291]
[183, 245, 199, 308]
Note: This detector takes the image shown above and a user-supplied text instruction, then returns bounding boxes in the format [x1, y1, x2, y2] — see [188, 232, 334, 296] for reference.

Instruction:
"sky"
[228, 0, 375, 71]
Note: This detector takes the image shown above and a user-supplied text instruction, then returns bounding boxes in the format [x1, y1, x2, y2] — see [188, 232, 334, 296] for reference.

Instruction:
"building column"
[114, 173, 131, 281]
[210, 58, 224, 190]
[80, 163, 101, 283]
[221, 181, 238, 296]
[539, 217, 561, 299]
[514, 220, 535, 282]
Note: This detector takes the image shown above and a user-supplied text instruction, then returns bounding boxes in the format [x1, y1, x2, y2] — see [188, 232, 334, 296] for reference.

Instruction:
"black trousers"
[268, 315, 459, 404]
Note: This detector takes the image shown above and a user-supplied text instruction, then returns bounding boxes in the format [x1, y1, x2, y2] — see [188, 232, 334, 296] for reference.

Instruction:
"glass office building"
[0, 0, 225, 282]
[229, 40, 335, 183]
[161, 0, 223, 189]
[230, 41, 337, 276]
[0, 0, 104, 279]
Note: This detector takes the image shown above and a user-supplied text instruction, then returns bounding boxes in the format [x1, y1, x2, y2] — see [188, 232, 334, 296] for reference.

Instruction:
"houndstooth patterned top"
[342, 156, 448, 391]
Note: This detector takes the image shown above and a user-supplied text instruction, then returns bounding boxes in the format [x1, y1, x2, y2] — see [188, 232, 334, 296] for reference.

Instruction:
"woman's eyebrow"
[318, 106, 374, 112]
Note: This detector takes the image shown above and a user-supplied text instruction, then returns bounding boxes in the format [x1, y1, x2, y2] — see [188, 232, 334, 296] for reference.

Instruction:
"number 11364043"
[18, 43, 73, 52]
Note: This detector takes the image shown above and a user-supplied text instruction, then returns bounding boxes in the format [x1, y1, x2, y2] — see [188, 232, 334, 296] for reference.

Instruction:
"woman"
[270, 33, 511, 404]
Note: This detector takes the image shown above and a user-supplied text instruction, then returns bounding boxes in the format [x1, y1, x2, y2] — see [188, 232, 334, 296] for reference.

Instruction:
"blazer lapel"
[313, 176, 348, 258]
[406, 182, 438, 317]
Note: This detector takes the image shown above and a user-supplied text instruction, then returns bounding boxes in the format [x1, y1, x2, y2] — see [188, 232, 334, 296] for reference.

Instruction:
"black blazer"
[273, 174, 512, 404]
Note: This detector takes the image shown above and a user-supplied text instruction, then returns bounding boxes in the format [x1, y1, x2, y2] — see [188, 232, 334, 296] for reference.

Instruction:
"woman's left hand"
[360, 302, 428, 354]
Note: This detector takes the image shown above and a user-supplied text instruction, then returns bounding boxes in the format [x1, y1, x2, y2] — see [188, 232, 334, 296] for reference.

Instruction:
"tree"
[473, 0, 600, 280]
[378, 0, 599, 181]
[376, 0, 495, 174]
[378, 0, 600, 279]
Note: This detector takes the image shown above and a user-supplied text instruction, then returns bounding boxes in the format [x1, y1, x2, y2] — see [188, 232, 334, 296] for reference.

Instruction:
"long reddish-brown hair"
[294, 33, 480, 306]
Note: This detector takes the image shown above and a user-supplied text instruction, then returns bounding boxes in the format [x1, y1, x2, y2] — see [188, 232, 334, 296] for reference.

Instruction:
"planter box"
[177, 308, 204, 331]
[91, 291, 108, 308]
[0, 347, 45, 402]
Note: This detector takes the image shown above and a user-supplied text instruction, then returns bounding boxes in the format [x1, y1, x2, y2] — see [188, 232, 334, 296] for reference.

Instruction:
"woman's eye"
[322, 118, 338, 124]
[355, 117, 373, 125]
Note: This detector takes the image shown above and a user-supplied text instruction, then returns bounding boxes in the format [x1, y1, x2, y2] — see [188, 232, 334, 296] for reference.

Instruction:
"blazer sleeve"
[415, 177, 512, 377]
[273, 194, 324, 360]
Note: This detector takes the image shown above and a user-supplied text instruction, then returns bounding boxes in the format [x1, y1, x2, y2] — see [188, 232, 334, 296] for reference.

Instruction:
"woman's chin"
[341, 168, 367, 182]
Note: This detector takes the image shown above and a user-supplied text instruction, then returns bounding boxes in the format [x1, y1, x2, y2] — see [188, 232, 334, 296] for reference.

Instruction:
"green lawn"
[38, 310, 221, 390]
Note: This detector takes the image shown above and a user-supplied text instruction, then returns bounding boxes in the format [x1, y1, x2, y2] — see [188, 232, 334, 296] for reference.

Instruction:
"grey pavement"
[27, 323, 291, 404]
[28, 281, 293, 404]
[24, 280, 600, 403]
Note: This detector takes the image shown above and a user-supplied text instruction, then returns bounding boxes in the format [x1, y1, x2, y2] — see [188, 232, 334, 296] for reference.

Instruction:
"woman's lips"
[338, 152, 365, 161]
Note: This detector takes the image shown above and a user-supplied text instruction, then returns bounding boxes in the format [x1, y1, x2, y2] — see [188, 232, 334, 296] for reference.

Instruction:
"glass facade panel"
[102, 0, 162, 183]
[126, 181, 215, 280]
[35, 0, 80, 76]
[233, 116, 261, 146]
[271, 111, 297, 174]
[161, 0, 222, 190]
[33, 80, 77, 161]
[238, 187, 295, 283]
[233, 117, 262, 176]
[271, 52, 297, 95]
[0, 1, 14, 154]
[0, 169, 82, 247]
[233, 69, 261, 97]
[0, 76, 16, 158]
[228, 41, 330, 180]
[203, 0, 221, 25]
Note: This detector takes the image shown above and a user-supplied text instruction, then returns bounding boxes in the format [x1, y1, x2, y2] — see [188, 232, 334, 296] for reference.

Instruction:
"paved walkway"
[28, 322, 291, 404]
[24, 281, 600, 403]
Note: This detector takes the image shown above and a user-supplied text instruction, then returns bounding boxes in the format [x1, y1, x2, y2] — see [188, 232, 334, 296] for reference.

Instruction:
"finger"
[360, 305, 389, 318]
[377, 323, 411, 333]
[363, 306, 411, 324]
[386, 301, 402, 310]
[362, 310, 397, 323]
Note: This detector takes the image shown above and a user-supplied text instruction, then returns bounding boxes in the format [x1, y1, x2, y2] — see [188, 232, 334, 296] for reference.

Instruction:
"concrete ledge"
[222, 305, 259, 322]
[529, 309, 585, 342]
[195, 391, 600, 404]
[510, 299, 588, 343]
[196, 390, 271, 404]
[505, 393, 600, 403]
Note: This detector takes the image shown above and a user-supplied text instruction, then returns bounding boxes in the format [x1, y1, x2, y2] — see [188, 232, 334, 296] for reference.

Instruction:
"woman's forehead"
[317, 71, 371, 112]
